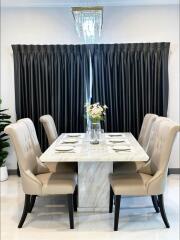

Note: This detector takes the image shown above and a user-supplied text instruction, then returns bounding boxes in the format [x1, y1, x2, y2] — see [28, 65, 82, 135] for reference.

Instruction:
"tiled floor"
[0, 175, 179, 240]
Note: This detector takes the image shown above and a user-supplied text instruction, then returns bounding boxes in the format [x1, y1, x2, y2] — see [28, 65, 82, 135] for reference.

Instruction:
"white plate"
[113, 145, 131, 151]
[109, 138, 126, 143]
[108, 133, 124, 137]
[55, 146, 74, 151]
[68, 133, 81, 137]
[63, 138, 78, 143]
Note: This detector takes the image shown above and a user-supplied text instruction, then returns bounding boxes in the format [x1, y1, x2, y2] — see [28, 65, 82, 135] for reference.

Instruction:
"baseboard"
[8, 169, 18, 175]
[168, 168, 180, 174]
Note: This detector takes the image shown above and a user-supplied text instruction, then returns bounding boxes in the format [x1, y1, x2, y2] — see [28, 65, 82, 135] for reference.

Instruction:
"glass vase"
[90, 122, 101, 144]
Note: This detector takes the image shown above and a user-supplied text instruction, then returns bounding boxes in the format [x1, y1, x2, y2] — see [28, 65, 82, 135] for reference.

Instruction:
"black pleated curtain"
[90, 43, 170, 137]
[12, 42, 170, 149]
[12, 45, 90, 149]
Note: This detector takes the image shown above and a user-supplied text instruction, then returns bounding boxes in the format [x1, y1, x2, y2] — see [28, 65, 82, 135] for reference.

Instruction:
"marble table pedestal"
[78, 162, 113, 212]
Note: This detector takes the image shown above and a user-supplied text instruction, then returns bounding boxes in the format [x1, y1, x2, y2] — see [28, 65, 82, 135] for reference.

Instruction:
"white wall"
[1, 6, 179, 169]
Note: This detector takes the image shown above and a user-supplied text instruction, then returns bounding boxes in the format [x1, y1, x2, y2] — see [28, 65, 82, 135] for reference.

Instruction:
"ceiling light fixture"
[72, 7, 103, 43]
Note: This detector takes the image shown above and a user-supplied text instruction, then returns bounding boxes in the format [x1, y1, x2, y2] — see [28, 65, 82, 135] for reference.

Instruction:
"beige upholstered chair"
[39, 115, 58, 145]
[39, 115, 77, 174]
[138, 113, 158, 150]
[109, 117, 179, 231]
[114, 113, 158, 173]
[19, 118, 76, 174]
[5, 121, 77, 229]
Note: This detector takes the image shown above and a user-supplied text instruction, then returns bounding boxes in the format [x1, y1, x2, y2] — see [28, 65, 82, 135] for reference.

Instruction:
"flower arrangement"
[85, 102, 108, 123]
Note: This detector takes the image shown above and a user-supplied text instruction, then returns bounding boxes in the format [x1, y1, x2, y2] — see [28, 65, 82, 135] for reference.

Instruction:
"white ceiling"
[1, 0, 179, 8]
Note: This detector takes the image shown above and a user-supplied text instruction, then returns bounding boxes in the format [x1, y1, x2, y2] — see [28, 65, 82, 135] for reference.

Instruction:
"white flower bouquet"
[85, 102, 108, 123]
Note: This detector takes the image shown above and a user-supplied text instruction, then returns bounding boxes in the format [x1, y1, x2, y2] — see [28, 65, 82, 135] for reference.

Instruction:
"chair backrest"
[148, 117, 179, 175]
[138, 113, 158, 150]
[142, 117, 180, 194]
[5, 122, 38, 174]
[39, 115, 58, 145]
[18, 118, 42, 157]
[5, 122, 42, 194]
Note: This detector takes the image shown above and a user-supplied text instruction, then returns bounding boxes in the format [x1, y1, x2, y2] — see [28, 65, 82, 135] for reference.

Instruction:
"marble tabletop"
[40, 133, 149, 163]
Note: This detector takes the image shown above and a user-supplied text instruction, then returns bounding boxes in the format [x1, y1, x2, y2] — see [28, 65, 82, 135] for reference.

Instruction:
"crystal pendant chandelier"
[72, 7, 103, 43]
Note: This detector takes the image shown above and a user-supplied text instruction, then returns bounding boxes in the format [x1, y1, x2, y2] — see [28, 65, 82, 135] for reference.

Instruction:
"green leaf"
[0, 133, 7, 138]
[0, 138, 9, 142]
[0, 142, 10, 148]
[0, 150, 8, 158]
[0, 160, 6, 167]
[0, 120, 11, 124]
[0, 115, 11, 119]
[0, 109, 8, 112]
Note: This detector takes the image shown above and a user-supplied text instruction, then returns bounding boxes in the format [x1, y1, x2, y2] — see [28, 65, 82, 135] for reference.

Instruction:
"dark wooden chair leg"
[28, 195, 37, 213]
[151, 195, 160, 213]
[18, 194, 31, 228]
[158, 194, 170, 228]
[73, 163, 78, 212]
[73, 186, 78, 212]
[67, 194, 74, 229]
[114, 195, 121, 231]
[109, 186, 114, 213]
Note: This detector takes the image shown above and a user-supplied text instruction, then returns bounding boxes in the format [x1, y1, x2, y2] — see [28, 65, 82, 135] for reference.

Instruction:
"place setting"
[59, 135, 82, 144]
[54, 135, 81, 153]
[66, 133, 83, 138]
[107, 133, 125, 137]
[54, 145, 76, 153]
[62, 138, 79, 144]
[108, 138, 128, 143]
[106, 136, 130, 145]
[112, 145, 132, 153]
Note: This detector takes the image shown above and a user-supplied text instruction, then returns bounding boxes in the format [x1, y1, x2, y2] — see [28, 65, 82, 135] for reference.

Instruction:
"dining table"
[40, 132, 149, 212]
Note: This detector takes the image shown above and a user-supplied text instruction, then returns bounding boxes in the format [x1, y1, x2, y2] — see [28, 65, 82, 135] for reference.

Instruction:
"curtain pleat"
[12, 45, 90, 149]
[90, 43, 170, 137]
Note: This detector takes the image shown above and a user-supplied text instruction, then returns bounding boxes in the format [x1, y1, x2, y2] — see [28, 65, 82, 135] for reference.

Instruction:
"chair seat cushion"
[36, 172, 77, 195]
[109, 172, 152, 196]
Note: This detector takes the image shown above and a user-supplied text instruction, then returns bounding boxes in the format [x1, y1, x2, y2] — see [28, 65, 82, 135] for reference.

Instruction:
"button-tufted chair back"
[5, 122, 38, 174]
[5, 122, 43, 195]
[18, 118, 42, 157]
[39, 115, 58, 145]
[138, 113, 158, 150]
[149, 118, 179, 175]
[144, 117, 180, 194]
